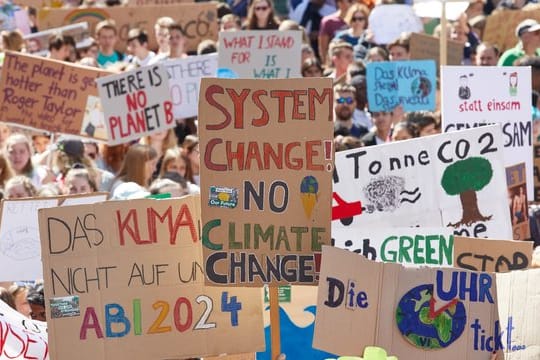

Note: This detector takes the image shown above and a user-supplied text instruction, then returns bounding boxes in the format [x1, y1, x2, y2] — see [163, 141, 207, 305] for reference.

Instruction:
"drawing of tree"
[441, 157, 493, 227]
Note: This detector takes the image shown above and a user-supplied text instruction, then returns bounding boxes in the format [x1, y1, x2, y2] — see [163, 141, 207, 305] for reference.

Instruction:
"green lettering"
[290, 226, 308, 251]
[413, 235, 425, 264]
[311, 227, 325, 251]
[425, 235, 439, 264]
[254, 224, 274, 249]
[244, 223, 251, 249]
[381, 236, 397, 262]
[440, 235, 453, 265]
[228, 222, 242, 249]
[398, 236, 413, 263]
[202, 219, 222, 250]
[275, 226, 291, 250]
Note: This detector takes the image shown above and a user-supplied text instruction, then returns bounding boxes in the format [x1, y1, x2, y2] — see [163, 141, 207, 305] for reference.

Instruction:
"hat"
[56, 137, 85, 158]
[516, 19, 540, 38]
[111, 182, 150, 200]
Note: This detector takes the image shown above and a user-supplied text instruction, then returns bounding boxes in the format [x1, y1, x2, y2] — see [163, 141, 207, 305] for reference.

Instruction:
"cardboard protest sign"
[314, 245, 540, 359]
[0, 299, 49, 359]
[368, 5, 422, 44]
[332, 125, 513, 239]
[218, 30, 302, 79]
[0, 193, 107, 281]
[199, 78, 334, 286]
[96, 64, 174, 145]
[24, 22, 92, 57]
[453, 236, 533, 273]
[258, 286, 336, 359]
[483, 7, 540, 52]
[332, 227, 454, 267]
[0, 52, 109, 140]
[409, 33, 463, 69]
[164, 53, 217, 119]
[366, 60, 436, 112]
[38, 197, 264, 360]
[441, 66, 533, 199]
[127, 0, 191, 5]
[495, 268, 540, 358]
[37, 3, 217, 53]
[506, 163, 530, 240]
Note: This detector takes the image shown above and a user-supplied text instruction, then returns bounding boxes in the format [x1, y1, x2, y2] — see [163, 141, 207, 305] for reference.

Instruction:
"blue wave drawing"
[257, 305, 337, 360]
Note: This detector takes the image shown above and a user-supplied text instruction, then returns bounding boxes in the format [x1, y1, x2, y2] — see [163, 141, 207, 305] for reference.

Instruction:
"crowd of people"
[0, 0, 539, 340]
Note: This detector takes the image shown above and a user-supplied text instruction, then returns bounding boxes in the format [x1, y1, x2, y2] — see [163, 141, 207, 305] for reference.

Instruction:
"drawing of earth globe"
[396, 284, 467, 349]
[0, 226, 40, 260]
[411, 76, 432, 98]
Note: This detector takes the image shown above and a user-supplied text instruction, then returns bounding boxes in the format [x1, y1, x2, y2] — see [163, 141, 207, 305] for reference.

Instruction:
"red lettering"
[292, 90, 307, 120]
[285, 142, 302, 170]
[147, 206, 173, 244]
[172, 204, 198, 243]
[5, 325, 25, 358]
[163, 100, 173, 124]
[204, 138, 226, 171]
[109, 116, 120, 140]
[205, 85, 231, 130]
[270, 90, 293, 123]
[308, 87, 333, 121]
[23, 333, 38, 359]
[263, 142, 283, 169]
[80, 307, 104, 340]
[226, 141, 245, 170]
[117, 209, 151, 246]
[226, 88, 250, 129]
[126, 91, 147, 112]
[252, 89, 269, 126]
[306, 140, 324, 171]
[245, 141, 263, 170]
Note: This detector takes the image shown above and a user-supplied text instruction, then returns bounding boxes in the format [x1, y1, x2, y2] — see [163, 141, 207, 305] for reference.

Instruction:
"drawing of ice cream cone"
[300, 176, 319, 218]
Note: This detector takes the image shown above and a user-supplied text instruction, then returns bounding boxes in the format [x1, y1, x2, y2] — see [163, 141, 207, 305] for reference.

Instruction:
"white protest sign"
[218, 30, 302, 78]
[96, 64, 174, 145]
[0, 299, 49, 359]
[441, 66, 533, 199]
[24, 22, 92, 57]
[164, 53, 218, 118]
[332, 125, 512, 239]
[0, 194, 107, 281]
[332, 227, 454, 267]
[368, 4, 423, 44]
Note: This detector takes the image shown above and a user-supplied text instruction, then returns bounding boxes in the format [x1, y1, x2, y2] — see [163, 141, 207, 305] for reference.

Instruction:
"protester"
[0, 153, 14, 188]
[327, 40, 354, 80]
[0, 287, 16, 309]
[319, 0, 353, 65]
[498, 19, 540, 66]
[243, 0, 280, 30]
[391, 121, 418, 141]
[4, 175, 38, 199]
[149, 178, 188, 197]
[332, 3, 370, 48]
[388, 33, 411, 61]
[406, 111, 441, 137]
[475, 42, 500, 66]
[182, 135, 201, 186]
[302, 57, 324, 77]
[153, 16, 175, 55]
[9, 285, 32, 319]
[365, 46, 388, 62]
[48, 34, 70, 61]
[361, 111, 392, 146]
[139, 129, 177, 178]
[109, 144, 158, 194]
[221, 14, 242, 31]
[333, 83, 368, 139]
[4, 134, 51, 187]
[159, 148, 199, 193]
[63, 168, 98, 195]
[95, 19, 124, 68]
[126, 28, 155, 67]
[27, 283, 45, 322]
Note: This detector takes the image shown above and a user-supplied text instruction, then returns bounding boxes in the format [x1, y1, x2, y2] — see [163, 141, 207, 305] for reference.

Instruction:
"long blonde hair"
[114, 144, 157, 187]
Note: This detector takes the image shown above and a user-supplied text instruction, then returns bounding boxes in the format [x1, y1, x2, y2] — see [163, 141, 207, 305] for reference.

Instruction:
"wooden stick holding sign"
[269, 286, 282, 360]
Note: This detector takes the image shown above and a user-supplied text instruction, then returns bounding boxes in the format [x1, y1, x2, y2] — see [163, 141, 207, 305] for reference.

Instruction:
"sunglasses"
[352, 16, 366, 22]
[336, 97, 354, 104]
[255, 6, 269, 10]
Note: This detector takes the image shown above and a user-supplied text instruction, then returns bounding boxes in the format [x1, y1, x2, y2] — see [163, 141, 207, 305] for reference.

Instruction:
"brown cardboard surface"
[313, 246, 529, 359]
[0, 52, 110, 139]
[453, 236, 533, 272]
[37, 3, 217, 53]
[199, 78, 334, 286]
[39, 196, 264, 360]
[483, 6, 540, 53]
[409, 32, 463, 69]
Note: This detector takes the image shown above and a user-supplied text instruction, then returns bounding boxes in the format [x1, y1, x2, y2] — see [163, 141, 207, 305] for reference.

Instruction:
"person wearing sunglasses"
[333, 4, 371, 48]
[333, 83, 369, 139]
[243, 0, 280, 30]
